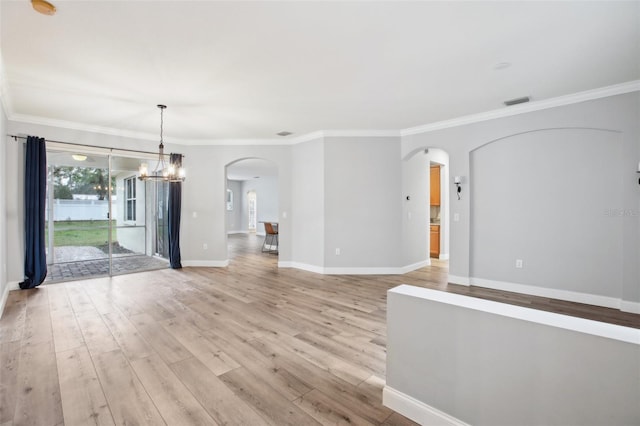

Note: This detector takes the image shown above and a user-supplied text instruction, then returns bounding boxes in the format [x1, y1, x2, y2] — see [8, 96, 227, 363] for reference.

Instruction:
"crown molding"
[5, 80, 639, 145]
[401, 80, 640, 137]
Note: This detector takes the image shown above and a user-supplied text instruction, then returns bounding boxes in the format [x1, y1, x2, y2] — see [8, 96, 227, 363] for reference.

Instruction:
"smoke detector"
[32, 0, 56, 15]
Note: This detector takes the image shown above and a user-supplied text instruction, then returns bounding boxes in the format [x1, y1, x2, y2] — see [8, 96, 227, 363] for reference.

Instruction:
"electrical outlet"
[335, 248, 341, 256]
[516, 259, 523, 269]
[203, 243, 208, 250]
[453, 213, 460, 222]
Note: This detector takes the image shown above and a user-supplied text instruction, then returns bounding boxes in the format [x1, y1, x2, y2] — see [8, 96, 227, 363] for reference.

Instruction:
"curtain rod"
[7, 134, 185, 158]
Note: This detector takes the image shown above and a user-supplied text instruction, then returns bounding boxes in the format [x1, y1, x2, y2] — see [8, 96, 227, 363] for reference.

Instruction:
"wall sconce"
[454, 176, 462, 200]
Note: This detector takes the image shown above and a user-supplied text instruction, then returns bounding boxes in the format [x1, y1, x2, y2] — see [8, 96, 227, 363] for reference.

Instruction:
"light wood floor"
[1, 234, 638, 426]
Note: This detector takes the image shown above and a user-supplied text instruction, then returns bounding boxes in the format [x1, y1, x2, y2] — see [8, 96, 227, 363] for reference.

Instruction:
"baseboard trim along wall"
[278, 260, 430, 275]
[438, 253, 449, 260]
[383, 386, 469, 426]
[620, 300, 640, 314]
[447, 275, 470, 286]
[0, 284, 10, 319]
[182, 260, 230, 267]
[470, 277, 624, 311]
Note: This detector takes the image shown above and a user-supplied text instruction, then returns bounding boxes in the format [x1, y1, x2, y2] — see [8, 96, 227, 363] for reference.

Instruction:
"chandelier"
[138, 104, 185, 182]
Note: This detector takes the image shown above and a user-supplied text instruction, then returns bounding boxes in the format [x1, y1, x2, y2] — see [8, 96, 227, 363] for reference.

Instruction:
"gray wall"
[0, 93, 7, 311]
[386, 286, 640, 426]
[324, 137, 403, 268]
[225, 179, 243, 233]
[291, 138, 325, 268]
[471, 128, 623, 297]
[402, 92, 640, 307]
[2, 91, 639, 309]
[401, 149, 429, 266]
[242, 176, 279, 235]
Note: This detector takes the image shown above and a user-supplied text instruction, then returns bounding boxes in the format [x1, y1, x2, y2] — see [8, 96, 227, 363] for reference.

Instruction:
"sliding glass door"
[45, 148, 168, 282]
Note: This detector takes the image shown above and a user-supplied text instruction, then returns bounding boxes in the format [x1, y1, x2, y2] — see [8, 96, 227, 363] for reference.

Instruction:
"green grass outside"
[45, 220, 118, 247]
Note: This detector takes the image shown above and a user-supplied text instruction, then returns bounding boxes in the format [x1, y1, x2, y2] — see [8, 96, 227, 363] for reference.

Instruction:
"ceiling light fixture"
[31, 0, 56, 15]
[138, 105, 185, 182]
[72, 154, 87, 162]
[277, 131, 292, 137]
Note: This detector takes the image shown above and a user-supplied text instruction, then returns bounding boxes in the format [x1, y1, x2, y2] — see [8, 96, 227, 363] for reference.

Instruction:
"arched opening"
[403, 147, 451, 271]
[225, 158, 279, 262]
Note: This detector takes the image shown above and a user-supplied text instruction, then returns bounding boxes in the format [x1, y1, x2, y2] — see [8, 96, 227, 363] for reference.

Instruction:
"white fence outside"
[48, 199, 110, 221]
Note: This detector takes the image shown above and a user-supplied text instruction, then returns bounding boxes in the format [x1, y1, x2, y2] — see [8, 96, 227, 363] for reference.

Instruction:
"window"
[125, 176, 136, 222]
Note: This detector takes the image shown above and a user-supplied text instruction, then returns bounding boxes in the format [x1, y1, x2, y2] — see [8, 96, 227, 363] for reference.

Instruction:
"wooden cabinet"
[430, 225, 440, 258]
[430, 166, 440, 206]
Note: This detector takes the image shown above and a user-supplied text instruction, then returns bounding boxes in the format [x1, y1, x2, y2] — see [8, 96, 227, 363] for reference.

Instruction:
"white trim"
[383, 386, 469, 426]
[447, 274, 470, 286]
[226, 230, 248, 235]
[278, 260, 430, 275]
[324, 266, 411, 275]
[401, 80, 640, 136]
[621, 300, 640, 314]
[389, 285, 640, 345]
[438, 253, 449, 260]
[182, 260, 229, 267]
[399, 259, 431, 273]
[0, 283, 10, 319]
[277, 261, 324, 274]
[470, 277, 621, 310]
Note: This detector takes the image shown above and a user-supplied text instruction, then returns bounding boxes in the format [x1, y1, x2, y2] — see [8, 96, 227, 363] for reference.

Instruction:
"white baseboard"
[383, 386, 469, 426]
[227, 230, 248, 235]
[438, 253, 449, 260]
[278, 260, 431, 275]
[182, 260, 229, 267]
[470, 277, 621, 310]
[278, 261, 324, 274]
[621, 300, 640, 314]
[0, 283, 10, 319]
[448, 275, 470, 286]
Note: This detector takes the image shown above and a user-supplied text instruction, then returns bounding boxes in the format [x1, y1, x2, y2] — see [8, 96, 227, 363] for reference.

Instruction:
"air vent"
[504, 96, 530, 106]
[277, 131, 293, 137]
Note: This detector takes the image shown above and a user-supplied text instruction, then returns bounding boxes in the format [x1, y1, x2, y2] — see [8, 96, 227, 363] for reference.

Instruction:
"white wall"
[114, 172, 147, 255]
[402, 92, 640, 310]
[385, 285, 640, 426]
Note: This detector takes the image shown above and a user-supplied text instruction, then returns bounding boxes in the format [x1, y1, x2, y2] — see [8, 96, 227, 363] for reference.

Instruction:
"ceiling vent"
[504, 96, 530, 106]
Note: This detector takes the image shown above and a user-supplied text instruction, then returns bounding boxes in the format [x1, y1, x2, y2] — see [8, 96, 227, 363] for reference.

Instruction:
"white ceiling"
[1, 1, 638, 143]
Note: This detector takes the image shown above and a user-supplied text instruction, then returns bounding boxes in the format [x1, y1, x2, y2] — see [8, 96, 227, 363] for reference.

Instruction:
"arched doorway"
[225, 158, 279, 261]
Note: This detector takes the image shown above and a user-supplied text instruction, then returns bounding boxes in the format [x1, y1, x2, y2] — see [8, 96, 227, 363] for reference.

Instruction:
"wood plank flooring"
[1, 234, 638, 426]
